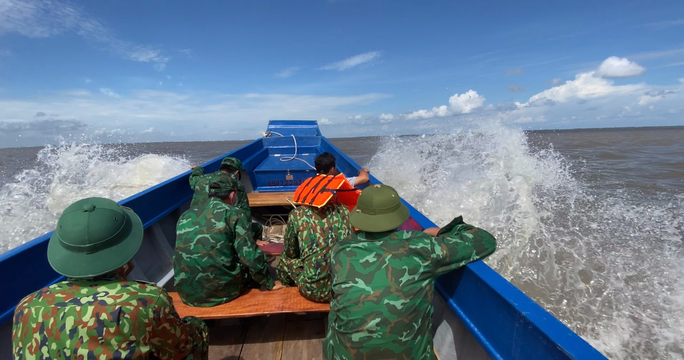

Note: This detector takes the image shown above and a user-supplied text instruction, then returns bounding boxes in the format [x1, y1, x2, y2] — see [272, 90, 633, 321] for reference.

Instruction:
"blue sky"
[1, 0, 682, 147]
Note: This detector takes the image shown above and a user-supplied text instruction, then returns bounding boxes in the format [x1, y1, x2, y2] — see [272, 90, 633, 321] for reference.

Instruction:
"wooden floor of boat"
[207, 312, 326, 360]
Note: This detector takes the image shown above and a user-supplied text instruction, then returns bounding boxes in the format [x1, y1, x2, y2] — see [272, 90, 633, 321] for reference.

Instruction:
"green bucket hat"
[221, 157, 243, 171]
[47, 197, 143, 278]
[208, 173, 239, 195]
[350, 184, 410, 232]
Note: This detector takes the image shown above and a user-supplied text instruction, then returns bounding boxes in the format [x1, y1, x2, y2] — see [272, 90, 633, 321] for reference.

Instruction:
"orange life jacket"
[292, 174, 361, 209]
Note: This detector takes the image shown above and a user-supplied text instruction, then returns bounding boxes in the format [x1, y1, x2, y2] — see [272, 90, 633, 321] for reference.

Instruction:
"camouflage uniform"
[12, 274, 208, 360]
[323, 216, 497, 360]
[189, 167, 262, 239]
[276, 203, 352, 302]
[189, 167, 248, 213]
[174, 197, 274, 307]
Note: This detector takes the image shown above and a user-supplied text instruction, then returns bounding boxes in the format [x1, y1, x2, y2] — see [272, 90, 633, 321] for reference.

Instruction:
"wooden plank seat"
[169, 287, 329, 320]
[247, 192, 296, 207]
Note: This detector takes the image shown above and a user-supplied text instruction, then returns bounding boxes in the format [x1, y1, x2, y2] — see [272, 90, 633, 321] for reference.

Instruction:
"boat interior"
[0, 121, 606, 360]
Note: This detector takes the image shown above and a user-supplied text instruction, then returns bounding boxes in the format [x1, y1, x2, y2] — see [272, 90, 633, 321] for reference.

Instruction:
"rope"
[264, 131, 315, 170]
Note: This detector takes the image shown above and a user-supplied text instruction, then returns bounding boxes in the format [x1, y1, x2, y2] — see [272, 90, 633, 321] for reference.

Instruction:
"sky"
[0, 0, 683, 147]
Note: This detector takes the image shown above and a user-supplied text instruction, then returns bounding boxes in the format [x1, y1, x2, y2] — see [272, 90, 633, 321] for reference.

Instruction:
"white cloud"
[405, 90, 485, 120]
[319, 118, 332, 125]
[405, 106, 448, 120]
[0, 89, 391, 147]
[274, 66, 300, 78]
[448, 90, 486, 114]
[514, 115, 546, 124]
[379, 113, 394, 123]
[595, 56, 646, 78]
[516, 72, 642, 108]
[85, 78, 93, 83]
[550, 78, 562, 85]
[141, 127, 154, 133]
[0, 0, 168, 67]
[638, 89, 679, 106]
[321, 51, 381, 71]
[355, 115, 362, 120]
[99, 88, 121, 98]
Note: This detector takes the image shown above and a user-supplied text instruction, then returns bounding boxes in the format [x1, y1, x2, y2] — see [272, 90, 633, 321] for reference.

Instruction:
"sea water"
[1, 123, 682, 359]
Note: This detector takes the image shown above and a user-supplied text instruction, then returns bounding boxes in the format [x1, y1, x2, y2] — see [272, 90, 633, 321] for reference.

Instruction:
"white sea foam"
[0, 141, 190, 254]
[368, 121, 684, 360]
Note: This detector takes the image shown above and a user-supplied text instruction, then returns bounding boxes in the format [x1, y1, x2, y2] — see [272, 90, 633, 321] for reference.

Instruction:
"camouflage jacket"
[189, 167, 249, 214]
[174, 197, 274, 307]
[277, 203, 352, 302]
[12, 275, 208, 360]
[324, 216, 497, 360]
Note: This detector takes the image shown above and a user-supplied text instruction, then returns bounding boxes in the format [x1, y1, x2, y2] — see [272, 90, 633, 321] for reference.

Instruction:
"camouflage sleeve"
[189, 167, 205, 189]
[232, 209, 275, 289]
[283, 211, 301, 259]
[149, 290, 208, 360]
[431, 216, 497, 276]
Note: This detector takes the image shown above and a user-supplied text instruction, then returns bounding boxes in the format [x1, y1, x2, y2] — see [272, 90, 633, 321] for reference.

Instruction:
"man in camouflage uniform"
[12, 197, 208, 360]
[276, 198, 353, 302]
[324, 184, 497, 360]
[189, 156, 265, 244]
[174, 174, 282, 307]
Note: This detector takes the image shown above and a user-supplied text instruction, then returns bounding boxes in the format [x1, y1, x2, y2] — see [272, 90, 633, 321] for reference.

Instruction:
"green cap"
[221, 157, 243, 170]
[47, 197, 143, 278]
[209, 173, 239, 195]
[350, 184, 409, 232]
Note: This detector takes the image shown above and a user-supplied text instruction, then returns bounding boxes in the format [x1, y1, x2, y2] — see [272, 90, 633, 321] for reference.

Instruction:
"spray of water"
[0, 141, 191, 254]
[368, 121, 684, 360]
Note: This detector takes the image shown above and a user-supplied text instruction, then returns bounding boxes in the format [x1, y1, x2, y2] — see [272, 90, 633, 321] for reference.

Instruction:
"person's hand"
[423, 227, 441, 237]
[256, 240, 269, 247]
[191, 165, 200, 169]
[359, 168, 370, 174]
[270, 280, 285, 291]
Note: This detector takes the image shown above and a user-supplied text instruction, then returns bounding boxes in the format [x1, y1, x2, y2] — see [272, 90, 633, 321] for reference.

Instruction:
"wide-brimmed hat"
[47, 197, 143, 278]
[350, 184, 409, 232]
[221, 157, 243, 171]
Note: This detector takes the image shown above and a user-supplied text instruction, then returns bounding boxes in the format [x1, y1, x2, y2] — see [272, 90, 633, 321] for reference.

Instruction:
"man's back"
[277, 204, 352, 302]
[13, 275, 207, 359]
[174, 198, 271, 306]
[326, 220, 496, 359]
[189, 169, 249, 214]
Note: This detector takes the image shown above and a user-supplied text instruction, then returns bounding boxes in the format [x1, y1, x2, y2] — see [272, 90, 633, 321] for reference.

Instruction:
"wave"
[368, 120, 684, 360]
[0, 141, 190, 253]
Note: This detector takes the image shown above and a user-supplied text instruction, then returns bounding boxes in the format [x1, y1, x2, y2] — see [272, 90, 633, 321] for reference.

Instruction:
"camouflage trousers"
[181, 316, 210, 360]
[276, 257, 331, 303]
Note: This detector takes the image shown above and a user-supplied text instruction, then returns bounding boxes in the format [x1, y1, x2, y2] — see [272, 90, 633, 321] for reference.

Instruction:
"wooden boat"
[0, 120, 607, 359]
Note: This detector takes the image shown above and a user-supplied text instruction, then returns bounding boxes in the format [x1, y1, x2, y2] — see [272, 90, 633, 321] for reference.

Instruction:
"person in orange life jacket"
[314, 152, 370, 187]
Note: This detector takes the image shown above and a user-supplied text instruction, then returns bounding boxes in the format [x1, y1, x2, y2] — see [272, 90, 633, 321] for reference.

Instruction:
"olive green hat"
[47, 197, 143, 278]
[208, 173, 239, 195]
[221, 157, 243, 170]
[350, 184, 410, 232]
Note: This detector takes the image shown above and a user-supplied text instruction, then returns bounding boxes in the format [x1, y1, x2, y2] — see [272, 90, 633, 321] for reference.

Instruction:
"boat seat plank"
[247, 192, 296, 207]
[169, 288, 329, 320]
